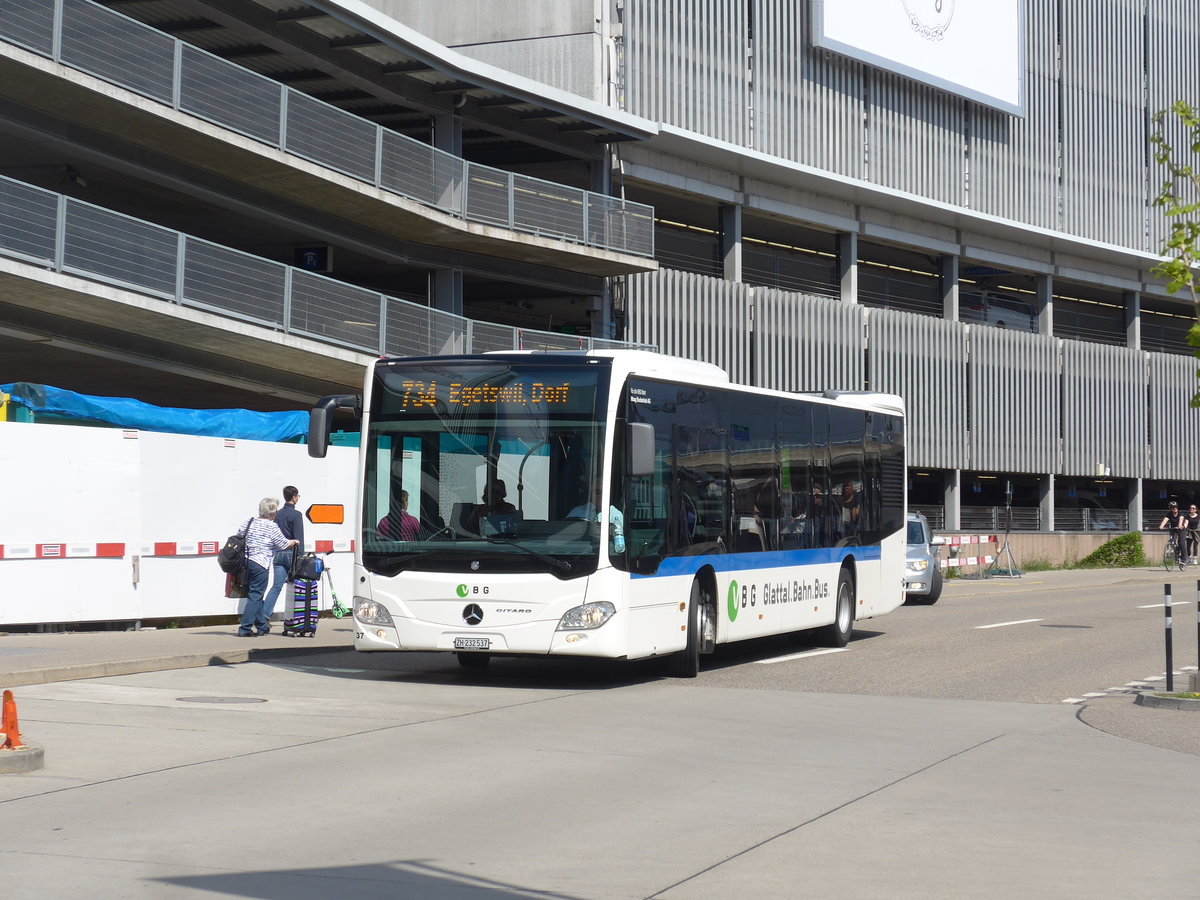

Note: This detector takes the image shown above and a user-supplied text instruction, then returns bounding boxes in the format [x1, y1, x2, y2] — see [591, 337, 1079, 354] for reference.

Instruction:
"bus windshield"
[362, 357, 611, 578]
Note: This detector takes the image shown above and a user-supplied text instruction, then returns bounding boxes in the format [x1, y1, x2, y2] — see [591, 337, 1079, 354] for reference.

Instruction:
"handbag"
[224, 568, 247, 599]
[289, 551, 324, 582]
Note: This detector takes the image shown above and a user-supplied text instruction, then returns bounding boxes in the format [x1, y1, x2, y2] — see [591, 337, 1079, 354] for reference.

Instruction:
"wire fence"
[1, 0, 654, 257]
[0, 174, 653, 359]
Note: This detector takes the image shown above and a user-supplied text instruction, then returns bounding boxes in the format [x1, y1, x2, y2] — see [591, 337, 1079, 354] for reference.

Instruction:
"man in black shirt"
[265, 485, 304, 619]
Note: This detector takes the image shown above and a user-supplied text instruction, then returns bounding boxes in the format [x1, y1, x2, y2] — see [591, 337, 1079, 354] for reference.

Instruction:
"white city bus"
[308, 350, 906, 676]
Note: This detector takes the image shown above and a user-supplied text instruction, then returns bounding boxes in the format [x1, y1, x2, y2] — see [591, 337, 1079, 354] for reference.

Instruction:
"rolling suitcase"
[283, 553, 322, 637]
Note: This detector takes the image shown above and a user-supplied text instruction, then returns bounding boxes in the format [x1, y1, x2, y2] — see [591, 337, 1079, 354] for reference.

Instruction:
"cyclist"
[1185, 504, 1200, 565]
[1160, 500, 1185, 565]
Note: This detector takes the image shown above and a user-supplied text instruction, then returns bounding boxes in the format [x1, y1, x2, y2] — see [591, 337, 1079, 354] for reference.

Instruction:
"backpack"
[217, 519, 253, 574]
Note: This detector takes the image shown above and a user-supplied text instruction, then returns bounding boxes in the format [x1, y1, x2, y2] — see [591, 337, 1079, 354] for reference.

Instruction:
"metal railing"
[0, 174, 653, 358]
[960, 506, 1045, 533]
[1052, 508, 1129, 534]
[1, 0, 655, 258]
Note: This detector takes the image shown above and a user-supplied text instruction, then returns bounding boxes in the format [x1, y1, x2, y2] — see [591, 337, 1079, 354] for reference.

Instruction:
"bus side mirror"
[308, 394, 360, 458]
[628, 422, 655, 476]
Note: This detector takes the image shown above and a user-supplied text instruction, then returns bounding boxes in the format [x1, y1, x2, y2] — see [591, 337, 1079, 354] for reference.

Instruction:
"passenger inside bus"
[377, 489, 420, 540]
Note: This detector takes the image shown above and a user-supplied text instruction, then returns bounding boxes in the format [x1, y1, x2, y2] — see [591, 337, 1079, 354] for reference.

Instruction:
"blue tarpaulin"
[1, 383, 309, 443]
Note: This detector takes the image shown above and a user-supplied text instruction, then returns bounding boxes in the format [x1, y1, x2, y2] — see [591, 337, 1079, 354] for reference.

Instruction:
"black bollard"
[1164, 584, 1174, 692]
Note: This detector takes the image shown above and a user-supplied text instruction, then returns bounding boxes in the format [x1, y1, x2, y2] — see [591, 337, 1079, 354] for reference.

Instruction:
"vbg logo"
[456, 584, 489, 597]
[456, 584, 469, 598]
[727, 580, 739, 622]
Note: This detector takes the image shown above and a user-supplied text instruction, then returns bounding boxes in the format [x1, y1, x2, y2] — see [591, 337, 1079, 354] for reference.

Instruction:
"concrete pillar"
[1124, 291, 1141, 350]
[1129, 478, 1143, 535]
[1039, 474, 1055, 532]
[432, 112, 462, 156]
[590, 292, 614, 340]
[941, 255, 959, 320]
[944, 469, 961, 531]
[1035, 274, 1054, 336]
[591, 155, 613, 195]
[429, 268, 463, 317]
[837, 232, 858, 303]
[719, 204, 742, 283]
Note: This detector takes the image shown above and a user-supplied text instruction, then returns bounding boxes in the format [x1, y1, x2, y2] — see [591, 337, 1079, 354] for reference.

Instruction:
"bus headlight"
[354, 597, 394, 626]
[906, 559, 928, 573]
[556, 601, 616, 631]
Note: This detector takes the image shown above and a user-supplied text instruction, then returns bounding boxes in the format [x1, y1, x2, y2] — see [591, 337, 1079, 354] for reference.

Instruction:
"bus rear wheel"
[668, 580, 706, 678]
[820, 569, 854, 648]
[457, 652, 491, 669]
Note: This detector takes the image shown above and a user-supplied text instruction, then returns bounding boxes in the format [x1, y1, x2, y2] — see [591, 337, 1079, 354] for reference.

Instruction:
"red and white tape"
[0, 540, 353, 560]
[945, 534, 999, 546]
[0, 543, 125, 560]
[143, 540, 354, 556]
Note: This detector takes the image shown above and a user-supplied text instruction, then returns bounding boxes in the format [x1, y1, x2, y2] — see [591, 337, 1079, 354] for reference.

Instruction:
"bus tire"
[457, 652, 491, 669]
[820, 569, 854, 648]
[668, 580, 704, 678]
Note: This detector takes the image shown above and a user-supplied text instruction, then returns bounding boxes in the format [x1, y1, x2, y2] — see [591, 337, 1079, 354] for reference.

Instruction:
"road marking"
[975, 618, 1043, 629]
[1137, 602, 1185, 608]
[1065, 670, 1194, 704]
[755, 647, 849, 665]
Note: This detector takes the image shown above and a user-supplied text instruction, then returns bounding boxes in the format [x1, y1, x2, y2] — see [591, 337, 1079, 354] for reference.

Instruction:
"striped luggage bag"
[283, 578, 319, 636]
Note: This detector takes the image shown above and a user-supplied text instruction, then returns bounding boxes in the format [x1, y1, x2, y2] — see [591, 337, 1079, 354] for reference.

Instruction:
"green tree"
[1151, 102, 1200, 405]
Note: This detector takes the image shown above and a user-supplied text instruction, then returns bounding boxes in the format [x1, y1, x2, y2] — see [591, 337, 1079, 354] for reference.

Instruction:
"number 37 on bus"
[308, 350, 906, 677]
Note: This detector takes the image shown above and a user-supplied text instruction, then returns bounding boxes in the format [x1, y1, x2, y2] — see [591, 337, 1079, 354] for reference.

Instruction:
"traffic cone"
[1, 689, 24, 750]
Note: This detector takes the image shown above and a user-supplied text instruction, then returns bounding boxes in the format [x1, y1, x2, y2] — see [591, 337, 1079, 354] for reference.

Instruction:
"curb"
[1134, 692, 1200, 712]
[0, 741, 44, 774]
[0, 644, 348, 689]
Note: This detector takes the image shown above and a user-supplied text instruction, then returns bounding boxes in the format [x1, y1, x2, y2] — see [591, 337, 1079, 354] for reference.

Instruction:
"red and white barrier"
[0, 543, 125, 560]
[0, 420, 357, 625]
[939, 534, 999, 569]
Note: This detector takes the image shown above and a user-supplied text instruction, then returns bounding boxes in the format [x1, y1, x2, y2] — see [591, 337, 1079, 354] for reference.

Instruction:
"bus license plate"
[454, 637, 490, 650]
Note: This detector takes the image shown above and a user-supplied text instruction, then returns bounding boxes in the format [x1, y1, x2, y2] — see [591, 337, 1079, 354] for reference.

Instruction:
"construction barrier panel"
[0, 420, 356, 625]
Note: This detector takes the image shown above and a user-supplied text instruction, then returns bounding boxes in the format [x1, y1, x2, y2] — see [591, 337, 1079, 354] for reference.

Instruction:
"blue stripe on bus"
[632, 546, 882, 579]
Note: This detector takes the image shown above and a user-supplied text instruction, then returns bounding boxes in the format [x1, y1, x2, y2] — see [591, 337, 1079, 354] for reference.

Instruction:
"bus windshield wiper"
[481, 536, 572, 573]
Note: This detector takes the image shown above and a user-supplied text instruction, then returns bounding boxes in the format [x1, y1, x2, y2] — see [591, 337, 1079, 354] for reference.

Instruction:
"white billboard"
[812, 0, 1025, 115]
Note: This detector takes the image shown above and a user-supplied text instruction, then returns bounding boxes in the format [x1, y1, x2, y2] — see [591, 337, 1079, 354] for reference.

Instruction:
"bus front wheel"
[668, 580, 706, 678]
[820, 569, 854, 648]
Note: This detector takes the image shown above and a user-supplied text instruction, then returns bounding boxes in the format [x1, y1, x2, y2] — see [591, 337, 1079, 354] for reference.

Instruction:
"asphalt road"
[275, 567, 1197, 705]
[3, 568, 1200, 899]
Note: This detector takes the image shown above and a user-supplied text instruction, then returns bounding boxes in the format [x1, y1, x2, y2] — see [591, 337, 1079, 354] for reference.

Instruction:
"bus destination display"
[399, 379, 572, 408]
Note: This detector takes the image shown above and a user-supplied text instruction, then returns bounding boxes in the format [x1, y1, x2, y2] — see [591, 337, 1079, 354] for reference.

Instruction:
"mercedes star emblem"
[463, 603, 484, 626]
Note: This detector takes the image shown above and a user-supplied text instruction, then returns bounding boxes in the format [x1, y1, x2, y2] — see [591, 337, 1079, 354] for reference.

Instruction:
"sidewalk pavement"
[0, 619, 354, 689]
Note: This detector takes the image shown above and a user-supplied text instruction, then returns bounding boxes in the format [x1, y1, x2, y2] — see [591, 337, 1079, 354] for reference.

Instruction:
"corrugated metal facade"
[1149, 353, 1200, 480]
[1061, 340, 1147, 478]
[624, 270, 753, 385]
[754, 286, 865, 393]
[627, 270, 1200, 481]
[968, 328, 1060, 475]
[867, 309, 968, 472]
[622, 0, 1189, 252]
[623, 0, 750, 147]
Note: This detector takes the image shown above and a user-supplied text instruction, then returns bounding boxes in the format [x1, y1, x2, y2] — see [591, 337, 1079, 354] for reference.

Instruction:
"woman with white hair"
[234, 497, 299, 637]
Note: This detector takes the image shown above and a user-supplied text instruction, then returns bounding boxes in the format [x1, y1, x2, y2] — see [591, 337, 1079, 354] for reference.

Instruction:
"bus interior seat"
[450, 502, 474, 535]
